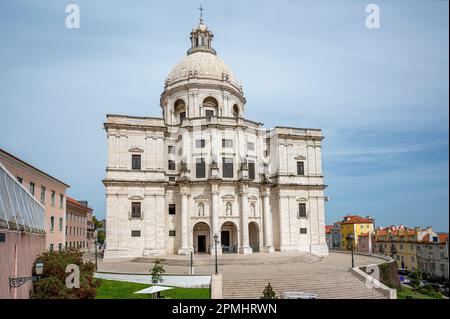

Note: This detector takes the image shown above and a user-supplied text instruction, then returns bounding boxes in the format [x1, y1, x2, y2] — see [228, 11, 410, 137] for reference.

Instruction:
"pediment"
[294, 155, 307, 160]
[248, 195, 258, 201]
[129, 147, 144, 153]
[128, 195, 144, 200]
[193, 195, 208, 202]
[222, 194, 236, 201]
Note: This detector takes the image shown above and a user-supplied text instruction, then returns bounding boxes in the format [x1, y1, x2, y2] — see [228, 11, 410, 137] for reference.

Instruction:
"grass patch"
[397, 286, 442, 299]
[95, 279, 210, 299]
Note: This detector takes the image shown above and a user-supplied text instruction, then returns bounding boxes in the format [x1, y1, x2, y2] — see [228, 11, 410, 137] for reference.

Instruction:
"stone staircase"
[222, 271, 388, 299]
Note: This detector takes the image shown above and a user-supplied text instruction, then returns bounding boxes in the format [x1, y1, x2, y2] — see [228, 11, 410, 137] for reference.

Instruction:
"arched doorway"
[193, 222, 210, 254]
[249, 222, 260, 253]
[220, 221, 238, 253]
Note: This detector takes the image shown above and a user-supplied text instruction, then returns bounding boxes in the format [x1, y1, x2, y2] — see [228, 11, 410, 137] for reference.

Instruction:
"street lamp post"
[390, 234, 397, 260]
[213, 233, 219, 275]
[346, 234, 355, 268]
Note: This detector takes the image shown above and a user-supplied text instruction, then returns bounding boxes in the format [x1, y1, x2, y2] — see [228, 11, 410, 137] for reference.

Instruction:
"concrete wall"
[0, 230, 45, 299]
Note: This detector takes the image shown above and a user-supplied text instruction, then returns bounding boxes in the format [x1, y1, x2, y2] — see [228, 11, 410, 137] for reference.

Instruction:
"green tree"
[410, 270, 423, 295]
[261, 282, 277, 299]
[150, 259, 165, 285]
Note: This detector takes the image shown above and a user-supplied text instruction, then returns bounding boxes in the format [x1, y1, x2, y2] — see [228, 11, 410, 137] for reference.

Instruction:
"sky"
[0, 0, 448, 231]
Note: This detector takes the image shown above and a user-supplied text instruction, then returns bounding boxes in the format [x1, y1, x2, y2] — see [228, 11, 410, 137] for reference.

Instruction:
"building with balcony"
[103, 15, 328, 258]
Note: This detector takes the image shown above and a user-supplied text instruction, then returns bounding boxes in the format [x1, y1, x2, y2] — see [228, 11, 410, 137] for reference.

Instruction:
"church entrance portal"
[193, 222, 210, 254]
[220, 221, 238, 253]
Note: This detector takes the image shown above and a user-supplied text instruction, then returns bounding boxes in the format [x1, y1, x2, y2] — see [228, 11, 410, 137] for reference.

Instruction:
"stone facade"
[417, 233, 449, 280]
[103, 17, 328, 258]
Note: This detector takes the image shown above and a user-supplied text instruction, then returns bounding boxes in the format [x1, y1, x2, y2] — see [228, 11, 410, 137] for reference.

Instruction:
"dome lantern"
[187, 6, 216, 55]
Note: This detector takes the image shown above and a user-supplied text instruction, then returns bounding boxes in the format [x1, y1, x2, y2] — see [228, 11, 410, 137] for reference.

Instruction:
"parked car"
[398, 268, 409, 276]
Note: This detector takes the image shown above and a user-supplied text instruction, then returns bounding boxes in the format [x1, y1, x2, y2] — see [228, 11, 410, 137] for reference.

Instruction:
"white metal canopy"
[134, 286, 173, 294]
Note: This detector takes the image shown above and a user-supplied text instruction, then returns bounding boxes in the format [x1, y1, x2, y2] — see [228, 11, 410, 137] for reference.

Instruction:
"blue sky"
[0, 0, 448, 231]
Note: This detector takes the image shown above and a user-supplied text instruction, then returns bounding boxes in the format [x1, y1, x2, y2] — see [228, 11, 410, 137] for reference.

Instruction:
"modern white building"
[103, 16, 328, 258]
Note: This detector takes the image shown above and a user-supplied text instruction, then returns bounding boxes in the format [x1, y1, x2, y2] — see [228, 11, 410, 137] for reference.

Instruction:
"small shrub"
[150, 259, 165, 285]
[32, 248, 100, 299]
[261, 282, 277, 299]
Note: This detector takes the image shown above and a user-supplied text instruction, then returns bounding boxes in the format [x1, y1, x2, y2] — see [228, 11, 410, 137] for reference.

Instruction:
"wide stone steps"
[222, 272, 388, 299]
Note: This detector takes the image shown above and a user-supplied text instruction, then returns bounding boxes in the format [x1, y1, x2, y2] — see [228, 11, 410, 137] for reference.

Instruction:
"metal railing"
[0, 162, 46, 233]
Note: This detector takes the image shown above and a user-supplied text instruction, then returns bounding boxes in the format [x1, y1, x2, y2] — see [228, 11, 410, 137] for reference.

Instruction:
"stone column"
[278, 194, 290, 251]
[178, 189, 190, 255]
[239, 184, 252, 254]
[262, 189, 274, 253]
[210, 183, 221, 254]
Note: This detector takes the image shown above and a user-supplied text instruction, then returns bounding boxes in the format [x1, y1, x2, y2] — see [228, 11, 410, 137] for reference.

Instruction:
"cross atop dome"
[188, 7, 216, 55]
[198, 5, 205, 23]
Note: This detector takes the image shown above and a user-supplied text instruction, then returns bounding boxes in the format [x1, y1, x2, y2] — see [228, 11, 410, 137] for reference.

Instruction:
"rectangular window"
[131, 230, 141, 237]
[222, 158, 234, 178]
[51, 191, 56, 206]
[16, 176, 23, 184]
[168, 160, 176, 170]
[40, 186, 46, 204]
[50, 216, 55, 232]
[196, 158, 206, 178]
[248, 161, 255, 180]
[49, 244, 54, 252]
[297, 161, 305, 176]
[169, 204, 176, 215]
[205, 110, 214, 117]
[180, 112, 186, 121]
[195, 139, 206, 148]
[59, 194, 64, 208]
[168, 145, 175, 154]
[58, 243, 63, 251]
[59, 218, 63, 231]
[222, 139, 233, 148]
[29, 182, 35, 196]
[300, 228, 308, 234]
[298, 203, 307, 218]
[132, 155, 141, 170]
[131, 202, 141, 219]
[169, 230, 176, 237]
[247, 142, 255, 151]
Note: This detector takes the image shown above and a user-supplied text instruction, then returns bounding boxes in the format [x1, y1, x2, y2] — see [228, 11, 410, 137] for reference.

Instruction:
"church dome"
[167, 51, 240, 88]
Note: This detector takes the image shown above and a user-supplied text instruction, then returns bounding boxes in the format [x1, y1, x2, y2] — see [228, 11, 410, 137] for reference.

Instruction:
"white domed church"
[103, 15, 329, 258]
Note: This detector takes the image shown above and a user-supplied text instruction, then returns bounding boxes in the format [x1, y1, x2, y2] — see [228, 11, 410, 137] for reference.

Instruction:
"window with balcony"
[297, 161, 305, 176]
[132, 155, 141, 170]
[222, 158, 234, 178]
[196, 158, 206, 178]
[131, 202, 141, 219]
[248, 161, 255, 180]
[298, 203, 307, 218]
[168, 160, 176, 170]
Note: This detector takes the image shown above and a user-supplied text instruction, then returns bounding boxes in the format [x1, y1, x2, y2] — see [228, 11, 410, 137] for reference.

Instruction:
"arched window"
[203, 97, 218, 117]
[174, 99, 186, 122]
[232, 104, 240, 118]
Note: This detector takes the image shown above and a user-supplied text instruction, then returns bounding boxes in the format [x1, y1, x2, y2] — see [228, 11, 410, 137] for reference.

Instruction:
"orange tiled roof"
[439, 233, 448, 242]
[67, 196, 92, 212]
[340, 215, 373, 225]
[325, 225, 333, 234]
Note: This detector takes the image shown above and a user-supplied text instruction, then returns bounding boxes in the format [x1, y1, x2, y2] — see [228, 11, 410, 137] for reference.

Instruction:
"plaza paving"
[93, 251, 391, 299]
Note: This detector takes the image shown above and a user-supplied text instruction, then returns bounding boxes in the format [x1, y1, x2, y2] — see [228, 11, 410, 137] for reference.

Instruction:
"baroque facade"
[103, 17, 328, 258]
